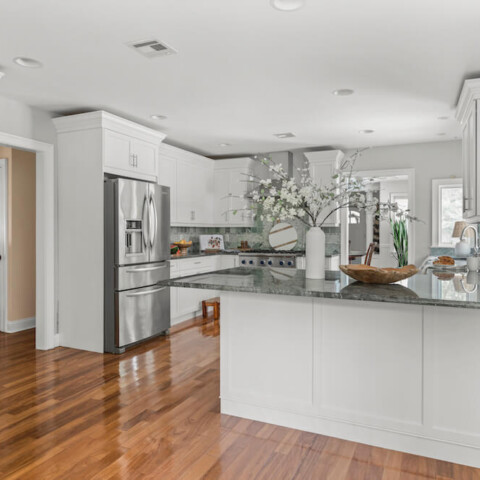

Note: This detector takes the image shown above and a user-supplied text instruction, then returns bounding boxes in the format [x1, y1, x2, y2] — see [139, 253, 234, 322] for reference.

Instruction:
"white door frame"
[341, 168, 416, 265]
[0, 132, 55, 350]
[0, 158, 7, 333]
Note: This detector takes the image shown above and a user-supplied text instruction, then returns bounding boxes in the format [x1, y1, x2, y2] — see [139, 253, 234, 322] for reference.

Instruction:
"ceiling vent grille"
[127, 39, 177, 58]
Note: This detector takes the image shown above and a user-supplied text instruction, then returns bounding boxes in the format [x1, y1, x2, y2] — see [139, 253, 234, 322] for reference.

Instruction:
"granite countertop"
[170, 250, 340, 260]
[170, 251, 239, 260]
[160, 267, 480, 309]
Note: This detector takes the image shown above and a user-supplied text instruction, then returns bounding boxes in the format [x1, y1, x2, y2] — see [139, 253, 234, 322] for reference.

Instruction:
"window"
[432, 178, 463, 247]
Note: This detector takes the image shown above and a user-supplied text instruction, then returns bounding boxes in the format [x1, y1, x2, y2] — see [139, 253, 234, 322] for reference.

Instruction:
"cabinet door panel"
[214, 170, 230, 225]
[158, 155, 177, 223]
[133, 139, 157, 177]
[176, 162, 199, 223]
[104, 130, 132, 172]
[229, 168, 253, 226]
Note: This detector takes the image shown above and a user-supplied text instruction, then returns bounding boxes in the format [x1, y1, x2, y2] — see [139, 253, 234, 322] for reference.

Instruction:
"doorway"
[0, 148, 36, 335]
[341, 168, 415, 267]
[0, 131, 54, 350]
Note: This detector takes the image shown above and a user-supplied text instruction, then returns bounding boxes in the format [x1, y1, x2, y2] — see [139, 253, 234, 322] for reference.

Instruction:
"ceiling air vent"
[127, 39, 177, 58]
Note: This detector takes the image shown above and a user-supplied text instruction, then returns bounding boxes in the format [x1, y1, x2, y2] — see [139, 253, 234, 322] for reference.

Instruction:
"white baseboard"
[7, 317, 36, 333]
[221, 398, 480, 469]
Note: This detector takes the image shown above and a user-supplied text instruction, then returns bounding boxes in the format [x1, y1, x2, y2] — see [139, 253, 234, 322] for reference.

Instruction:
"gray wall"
[0, 94, 55, 143]
[347, 140, 462, 264]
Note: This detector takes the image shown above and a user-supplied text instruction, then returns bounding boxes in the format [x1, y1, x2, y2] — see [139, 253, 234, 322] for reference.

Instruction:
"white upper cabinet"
[54, 110, 166, 182]
[104, 131, 158, 178]
[456, 80, 480, 222]
[158, 143, 214, 226]
[213, 157, 257, 227]
[304, 150, 344, 226]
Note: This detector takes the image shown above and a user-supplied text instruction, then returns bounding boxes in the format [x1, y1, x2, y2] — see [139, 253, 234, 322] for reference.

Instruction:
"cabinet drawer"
[174, 256, 216, 273]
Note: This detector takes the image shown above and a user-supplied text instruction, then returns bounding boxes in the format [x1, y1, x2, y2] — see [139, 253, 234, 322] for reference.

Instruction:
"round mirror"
[268, 222, 298, 251]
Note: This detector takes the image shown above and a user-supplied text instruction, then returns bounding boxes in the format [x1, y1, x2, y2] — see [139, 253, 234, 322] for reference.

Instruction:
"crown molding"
[456, 79, 480, 125]
[53, 110, 167, 143]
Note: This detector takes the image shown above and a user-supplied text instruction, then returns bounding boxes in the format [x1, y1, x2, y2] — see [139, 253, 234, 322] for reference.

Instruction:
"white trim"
[456, 79, 480, 125]
[221, 399, 480, 469]
[0, 131, 55, 350]
[431, 178, 463, 248]
[341, 168, 416, 265]
[7, 317, 35, 333]
[53, 110, 166, 143]
[0, 159, 7, 333]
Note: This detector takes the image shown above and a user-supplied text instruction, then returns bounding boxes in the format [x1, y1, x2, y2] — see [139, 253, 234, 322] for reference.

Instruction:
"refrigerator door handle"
[126, 287, 166, 297]
[142, 195, 149, 249]
[149, 193, 157, 248]
[126, 264, 168, 273]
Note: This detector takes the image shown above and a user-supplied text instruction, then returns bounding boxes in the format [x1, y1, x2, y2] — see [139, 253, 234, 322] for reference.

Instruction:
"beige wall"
[0, 147, 36, 322]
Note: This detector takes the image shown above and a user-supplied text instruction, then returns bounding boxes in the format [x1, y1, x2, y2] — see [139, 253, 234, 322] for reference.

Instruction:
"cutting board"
[200, 234, 224, 251]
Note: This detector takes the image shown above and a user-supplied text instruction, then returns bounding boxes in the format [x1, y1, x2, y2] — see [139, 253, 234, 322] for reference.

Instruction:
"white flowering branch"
[243, 150, 420, 228]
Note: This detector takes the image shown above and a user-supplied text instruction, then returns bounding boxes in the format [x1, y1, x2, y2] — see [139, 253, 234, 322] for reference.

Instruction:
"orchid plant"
[243, 150, 420, 229]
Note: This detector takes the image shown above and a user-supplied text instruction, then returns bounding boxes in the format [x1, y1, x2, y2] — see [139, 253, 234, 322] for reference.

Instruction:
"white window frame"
[431, 178, 463, 247]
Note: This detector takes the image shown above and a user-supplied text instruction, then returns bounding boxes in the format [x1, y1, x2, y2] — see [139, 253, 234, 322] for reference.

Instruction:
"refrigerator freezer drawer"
[115, 285, 170, 348]
[116, 261, 169, 291]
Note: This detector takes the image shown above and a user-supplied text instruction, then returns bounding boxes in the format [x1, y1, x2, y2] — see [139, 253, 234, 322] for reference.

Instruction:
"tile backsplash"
[171, 218, 340, 255]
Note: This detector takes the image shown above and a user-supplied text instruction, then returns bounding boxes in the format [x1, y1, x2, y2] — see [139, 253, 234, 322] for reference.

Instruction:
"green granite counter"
[160, 267, 480, 309]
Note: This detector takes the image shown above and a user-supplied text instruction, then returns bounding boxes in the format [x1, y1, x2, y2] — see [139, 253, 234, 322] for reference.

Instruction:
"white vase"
[305, 226, 325, 279]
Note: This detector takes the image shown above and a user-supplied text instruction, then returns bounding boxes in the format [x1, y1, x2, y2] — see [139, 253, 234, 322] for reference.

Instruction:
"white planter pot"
[305, 226, 325, 279]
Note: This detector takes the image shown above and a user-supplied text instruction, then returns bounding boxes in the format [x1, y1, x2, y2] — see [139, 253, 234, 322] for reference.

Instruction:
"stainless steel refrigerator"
[104, 177, 170, 353]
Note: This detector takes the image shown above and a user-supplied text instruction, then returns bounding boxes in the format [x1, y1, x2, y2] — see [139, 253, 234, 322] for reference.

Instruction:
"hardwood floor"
[1, 320, 479, 480]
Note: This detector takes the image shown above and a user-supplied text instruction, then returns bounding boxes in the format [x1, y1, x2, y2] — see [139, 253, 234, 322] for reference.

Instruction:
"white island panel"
[425, 307, 480, 439]
[220, 291, 480, 468]
[221, 292, 314, 411]
[317, 300, 423, 427]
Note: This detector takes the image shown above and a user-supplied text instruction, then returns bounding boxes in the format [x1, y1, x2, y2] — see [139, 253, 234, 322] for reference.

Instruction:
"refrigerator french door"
[104, 178, 171, 353]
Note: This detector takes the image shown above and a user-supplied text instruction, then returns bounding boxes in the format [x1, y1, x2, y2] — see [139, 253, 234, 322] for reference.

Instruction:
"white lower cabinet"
[169, 255, 238, 325]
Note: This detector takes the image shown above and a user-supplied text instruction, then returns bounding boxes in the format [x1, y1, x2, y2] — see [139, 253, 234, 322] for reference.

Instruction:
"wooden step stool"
[202, 297, 220, 321]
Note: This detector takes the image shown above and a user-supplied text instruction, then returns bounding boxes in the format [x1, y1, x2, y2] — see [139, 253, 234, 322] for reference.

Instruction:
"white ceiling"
[0, 0, 478, 156]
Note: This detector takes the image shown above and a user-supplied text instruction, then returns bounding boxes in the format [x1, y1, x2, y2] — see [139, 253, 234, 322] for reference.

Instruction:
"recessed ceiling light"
[437, 116, 449, 120]
[270, 0, 305, 11]
[150, 114, 167, 120]
[332, 89, 354, 96]
[274, 132, 296, 138]
[437, 132, 446, 136]
[218, 143, 231, 147]
[13, 57, 43, 68]
[359, 129, 375, 134]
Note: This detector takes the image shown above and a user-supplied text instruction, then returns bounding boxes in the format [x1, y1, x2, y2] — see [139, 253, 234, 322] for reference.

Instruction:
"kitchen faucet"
[460, 224, 479, 253]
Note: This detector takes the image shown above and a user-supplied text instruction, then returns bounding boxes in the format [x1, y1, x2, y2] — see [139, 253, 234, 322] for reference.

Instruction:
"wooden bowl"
[339, 264, 419, 284]
[173, 241, 193, 255]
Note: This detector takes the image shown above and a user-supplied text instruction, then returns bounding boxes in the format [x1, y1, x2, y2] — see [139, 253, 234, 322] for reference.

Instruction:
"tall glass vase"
[305, 226, 325, 279]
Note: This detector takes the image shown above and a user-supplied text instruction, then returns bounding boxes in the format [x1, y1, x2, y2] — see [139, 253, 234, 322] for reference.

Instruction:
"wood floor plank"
[1, 325, 479, 479]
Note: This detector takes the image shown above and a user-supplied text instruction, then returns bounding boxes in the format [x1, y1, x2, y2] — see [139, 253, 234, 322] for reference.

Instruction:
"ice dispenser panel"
[125, 219, 144, 255]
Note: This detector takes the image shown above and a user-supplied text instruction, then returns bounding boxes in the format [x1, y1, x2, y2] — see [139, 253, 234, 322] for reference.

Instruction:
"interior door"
[116, 178, 150, 265]
[149, 184, 170, 263]
[0, 159, 6, 332]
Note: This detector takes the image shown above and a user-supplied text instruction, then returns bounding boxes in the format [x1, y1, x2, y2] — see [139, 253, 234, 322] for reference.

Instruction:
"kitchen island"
[160, 268, 480, 468]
